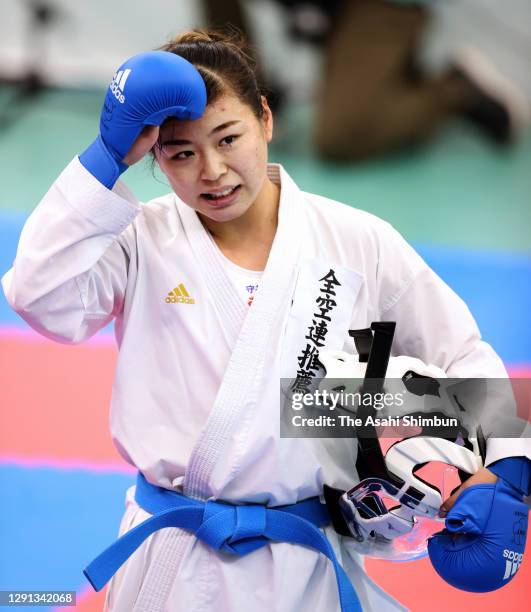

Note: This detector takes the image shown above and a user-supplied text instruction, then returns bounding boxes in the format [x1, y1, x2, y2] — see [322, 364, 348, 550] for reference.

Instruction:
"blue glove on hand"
[79, 51, 206, 188]
[428, 477, 528, 592]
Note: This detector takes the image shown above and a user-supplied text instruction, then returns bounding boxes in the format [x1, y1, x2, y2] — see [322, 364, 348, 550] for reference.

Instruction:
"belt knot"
[196, 500, 268, 555]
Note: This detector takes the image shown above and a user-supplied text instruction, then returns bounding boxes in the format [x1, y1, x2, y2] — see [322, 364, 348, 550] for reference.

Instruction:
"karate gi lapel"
[183, 165, 304, 500]
[176, 196, 249, 348]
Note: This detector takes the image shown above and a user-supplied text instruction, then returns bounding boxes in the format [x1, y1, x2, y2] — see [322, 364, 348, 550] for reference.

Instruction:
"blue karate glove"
[428, 475, 528, 592]
[79, 51, 206, 188]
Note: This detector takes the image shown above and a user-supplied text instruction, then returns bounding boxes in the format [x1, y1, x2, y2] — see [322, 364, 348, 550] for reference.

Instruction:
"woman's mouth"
[200, 185, 242, 207]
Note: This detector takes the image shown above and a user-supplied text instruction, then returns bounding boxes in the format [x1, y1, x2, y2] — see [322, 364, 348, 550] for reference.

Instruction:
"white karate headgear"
[318, 333, 483, 561]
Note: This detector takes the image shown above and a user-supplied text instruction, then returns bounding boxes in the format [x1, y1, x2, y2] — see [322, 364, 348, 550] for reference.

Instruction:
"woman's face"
[155, 93, 273, 223]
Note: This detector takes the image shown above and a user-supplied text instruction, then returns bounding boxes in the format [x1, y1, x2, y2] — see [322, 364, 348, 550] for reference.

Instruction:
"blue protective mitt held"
[79, 51, 206, 188]
[428, 477, 528, 592]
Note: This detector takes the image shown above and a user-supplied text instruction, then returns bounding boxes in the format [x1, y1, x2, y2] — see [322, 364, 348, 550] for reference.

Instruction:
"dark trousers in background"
[315, 0, 474, 160]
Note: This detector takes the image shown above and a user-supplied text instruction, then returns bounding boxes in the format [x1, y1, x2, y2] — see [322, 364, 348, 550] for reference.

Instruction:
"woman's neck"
[199, 177, 280, 269]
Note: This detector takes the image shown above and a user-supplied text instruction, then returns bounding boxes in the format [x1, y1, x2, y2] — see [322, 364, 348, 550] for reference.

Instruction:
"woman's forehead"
[160, 94, 251, 140]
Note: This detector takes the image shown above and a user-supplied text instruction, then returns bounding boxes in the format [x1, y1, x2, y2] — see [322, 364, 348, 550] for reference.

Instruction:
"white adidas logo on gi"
[502, 549, 523, 580]
[109, 68, 131, 104]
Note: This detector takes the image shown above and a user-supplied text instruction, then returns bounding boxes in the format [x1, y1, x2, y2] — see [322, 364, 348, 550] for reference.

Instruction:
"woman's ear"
[260, 95, 274, 142]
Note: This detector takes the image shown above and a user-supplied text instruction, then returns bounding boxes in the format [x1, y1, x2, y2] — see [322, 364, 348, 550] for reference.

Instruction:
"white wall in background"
[0, 0, 203, 86]
[0, 0, 319, 97]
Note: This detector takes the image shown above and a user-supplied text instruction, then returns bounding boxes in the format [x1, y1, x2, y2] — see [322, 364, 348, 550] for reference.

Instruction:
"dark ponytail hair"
[159, 28, 265, 118]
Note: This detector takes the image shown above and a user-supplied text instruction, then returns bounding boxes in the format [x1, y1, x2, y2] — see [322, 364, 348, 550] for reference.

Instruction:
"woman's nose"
[200, 151, 226, 182]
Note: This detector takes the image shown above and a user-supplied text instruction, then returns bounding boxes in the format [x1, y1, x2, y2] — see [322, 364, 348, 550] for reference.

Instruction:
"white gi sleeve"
[374, 220, 530, 467]
[1, 157, 140, 344]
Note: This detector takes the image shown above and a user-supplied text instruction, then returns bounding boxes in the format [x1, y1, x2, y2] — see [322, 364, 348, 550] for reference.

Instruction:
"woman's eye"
[220, 134, 239, 147]
[172, 150, 194, 160]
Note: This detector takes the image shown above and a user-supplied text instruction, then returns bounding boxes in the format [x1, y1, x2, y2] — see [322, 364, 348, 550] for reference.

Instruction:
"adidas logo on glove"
[502, 548, 523, 580]
[109, 69, 131, 104]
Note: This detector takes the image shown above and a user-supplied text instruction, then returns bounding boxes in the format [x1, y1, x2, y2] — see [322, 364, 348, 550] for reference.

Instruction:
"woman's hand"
[123, 125, 160, 166]
[439, 466, 498, 518]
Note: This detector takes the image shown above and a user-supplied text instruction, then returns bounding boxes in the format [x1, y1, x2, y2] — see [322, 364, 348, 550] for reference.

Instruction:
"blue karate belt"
[84, 472, 361, 612]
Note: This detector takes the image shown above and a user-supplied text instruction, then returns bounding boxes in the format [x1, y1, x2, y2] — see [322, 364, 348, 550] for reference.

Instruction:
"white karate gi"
[3, 159, 529, 612]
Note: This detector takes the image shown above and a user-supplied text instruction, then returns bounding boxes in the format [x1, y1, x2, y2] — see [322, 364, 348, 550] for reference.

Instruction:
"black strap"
[354, 322, 400, 483]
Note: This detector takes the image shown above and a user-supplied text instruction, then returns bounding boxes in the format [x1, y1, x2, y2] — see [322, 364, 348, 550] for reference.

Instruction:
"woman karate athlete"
[3, 29, 530, 612]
